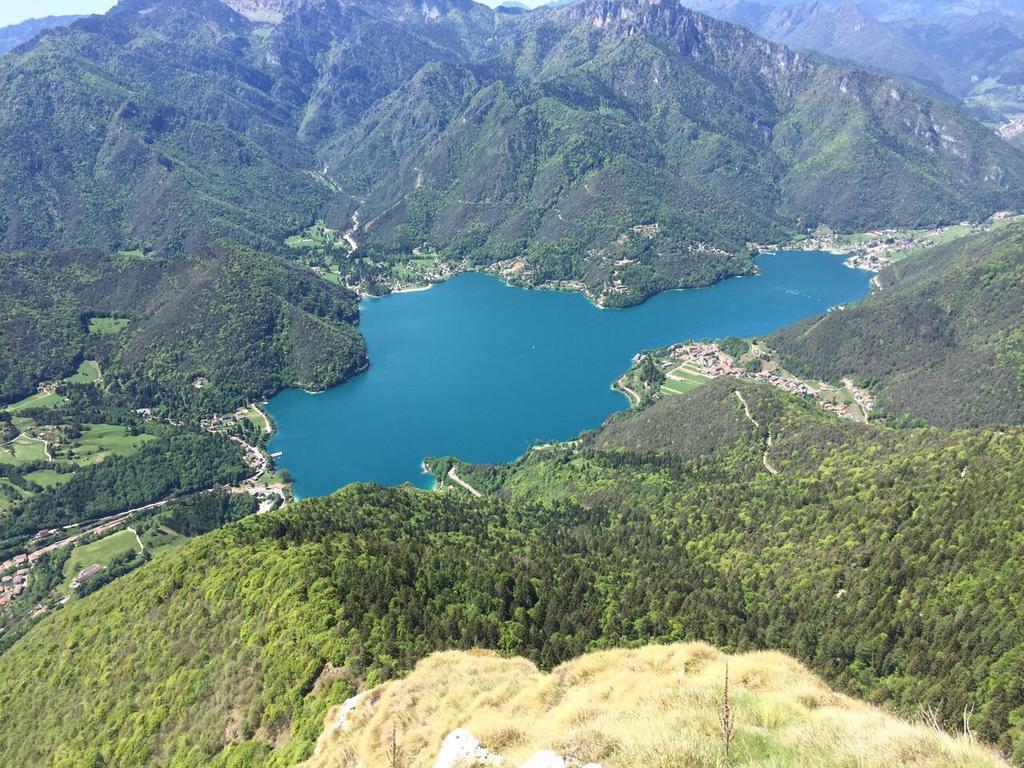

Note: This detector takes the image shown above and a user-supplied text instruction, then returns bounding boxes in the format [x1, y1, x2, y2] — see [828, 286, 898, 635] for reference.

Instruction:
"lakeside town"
[778, 211, 1023, 273]
[623, 341, 875, 423]
[0, 400, 286, 626]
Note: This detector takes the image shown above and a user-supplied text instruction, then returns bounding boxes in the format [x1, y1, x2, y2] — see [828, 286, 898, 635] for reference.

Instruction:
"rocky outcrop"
[220, 0, 300, 23]
[434, 729, 503, 768]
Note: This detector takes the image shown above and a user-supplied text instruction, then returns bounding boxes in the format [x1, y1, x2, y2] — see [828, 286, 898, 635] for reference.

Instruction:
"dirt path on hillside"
[616, 378, 641, 407]
[447, 467, 482, 498]
[735, 390, 778, 476]
[15, 434, 52, 462]
[128, 526, 144, 554]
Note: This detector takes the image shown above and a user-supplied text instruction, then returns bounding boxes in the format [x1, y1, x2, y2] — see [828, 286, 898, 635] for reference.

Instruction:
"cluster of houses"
[201, 408, 253, 432]
[0, 559, 29, 608]
[847, 383, 876, 414]
[30, 528, 61, 543]
[667, 343, 744, 378]
[843, 248, 895, 272]
[657, 343, 873, 422]
[70, 564, 104, 590]
[747, 370, 815, 398]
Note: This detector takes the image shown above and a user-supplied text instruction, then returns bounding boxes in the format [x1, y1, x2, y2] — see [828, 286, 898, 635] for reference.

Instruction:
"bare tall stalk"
[385, 722, 404, 768]
[720, 660, 735, 765]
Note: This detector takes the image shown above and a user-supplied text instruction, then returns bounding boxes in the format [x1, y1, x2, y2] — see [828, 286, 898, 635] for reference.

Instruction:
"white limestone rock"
[434, 729, 503, 768]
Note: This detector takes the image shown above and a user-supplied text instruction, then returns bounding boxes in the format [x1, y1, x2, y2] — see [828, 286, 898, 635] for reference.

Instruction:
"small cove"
[267, 251, 871, 497]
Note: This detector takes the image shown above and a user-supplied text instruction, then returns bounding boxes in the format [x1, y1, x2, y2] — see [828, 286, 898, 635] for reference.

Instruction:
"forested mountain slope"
[0, 243, 366, 413]
[770, 220, 1024, 427]
[3, 380, 1024, 766]
[0, 0, 1022, 306]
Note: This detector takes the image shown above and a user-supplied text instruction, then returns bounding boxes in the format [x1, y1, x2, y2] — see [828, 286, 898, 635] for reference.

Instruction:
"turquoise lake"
[267, 251, 871, 497]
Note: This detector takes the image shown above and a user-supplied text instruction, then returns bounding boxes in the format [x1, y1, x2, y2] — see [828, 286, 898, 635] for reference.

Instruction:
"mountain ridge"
[0, 0, 1020, 310]
[0, 14, 84, 55]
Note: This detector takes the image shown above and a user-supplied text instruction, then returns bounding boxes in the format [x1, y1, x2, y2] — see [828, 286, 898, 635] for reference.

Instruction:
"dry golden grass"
[301, 643, 1007, 768]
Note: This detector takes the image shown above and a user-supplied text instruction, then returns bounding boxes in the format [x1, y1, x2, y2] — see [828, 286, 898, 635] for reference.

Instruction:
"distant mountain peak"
[220, 0, 300, 23]
[556, 0, 706, 34]
[217, 0, 480, 24]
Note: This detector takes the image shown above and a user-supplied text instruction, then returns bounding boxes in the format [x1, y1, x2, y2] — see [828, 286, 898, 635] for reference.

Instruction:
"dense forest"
[2, 379, 1024, 767]
[0, 244, 367, 415]
[770, 221, 1024, 427]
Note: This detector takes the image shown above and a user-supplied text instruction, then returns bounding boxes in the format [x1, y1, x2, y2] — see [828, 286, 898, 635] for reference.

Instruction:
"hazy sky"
[0, 0, 116, 28]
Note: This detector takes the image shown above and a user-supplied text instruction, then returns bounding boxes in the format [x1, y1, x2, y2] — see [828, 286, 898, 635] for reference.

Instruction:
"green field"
[661, 378, 702, 395]
[392, 255, 440, 282]
[5, 390, 66, 413]
[5, 435, 48, 463]
[23, 469, 72, 489]
[285, 221, 340, 250]
[63, 424, 154, 465]
[669, 367, 712, 384]
[238, 406, 269, 435]
[141, 525, 188, 557]
[65, 360, 101, 385]
[88, 317, 130, 335]
[63, 530, 141, 588]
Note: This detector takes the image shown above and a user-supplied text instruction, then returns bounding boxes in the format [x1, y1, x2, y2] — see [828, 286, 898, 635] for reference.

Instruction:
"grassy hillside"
[3, 380, 1024, 765]
[304, 644, 1005, 768]
[769, 221, 1024, 427]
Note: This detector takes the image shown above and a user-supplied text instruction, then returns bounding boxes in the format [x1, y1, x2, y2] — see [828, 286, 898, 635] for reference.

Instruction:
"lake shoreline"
[268, 254, 872, 497]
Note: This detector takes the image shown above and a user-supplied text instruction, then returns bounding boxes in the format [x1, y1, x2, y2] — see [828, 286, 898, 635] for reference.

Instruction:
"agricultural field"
[140, 525, 188, 557]
[5, 390, 66, 413]
[284, 220, 343, 251]
[62, 529, 142, 589]
[22, 469, 72, 489]
[59, 424, 154, 465]
[3, 435, 49, 463]
[65, 360, 101, 385]
[88, 317, 129, 335]
[662, 364, 711, 395]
